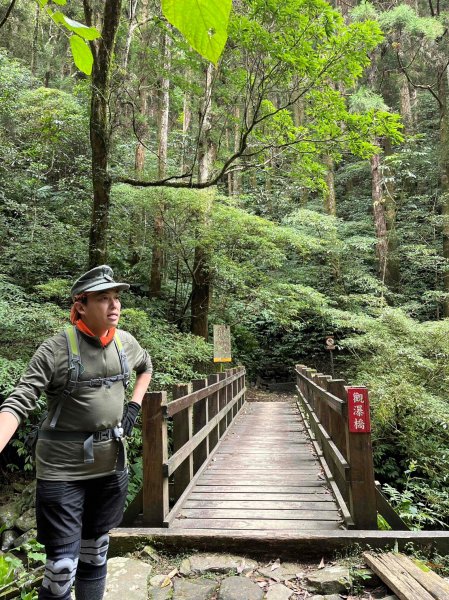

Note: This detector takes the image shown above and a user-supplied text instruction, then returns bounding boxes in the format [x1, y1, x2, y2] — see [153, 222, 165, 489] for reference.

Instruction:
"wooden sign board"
[213, 325, 232, 363]
[325, 336, 336, 350]
[347, 387, 371, 433]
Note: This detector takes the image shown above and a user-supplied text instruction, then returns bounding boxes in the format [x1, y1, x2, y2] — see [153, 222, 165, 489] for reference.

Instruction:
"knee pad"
[42, 556, 78, 597]
[79, 533, 109, 567]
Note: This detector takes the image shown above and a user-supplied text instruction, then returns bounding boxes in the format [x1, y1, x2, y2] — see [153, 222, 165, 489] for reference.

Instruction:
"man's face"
[76, 289, 121, 334]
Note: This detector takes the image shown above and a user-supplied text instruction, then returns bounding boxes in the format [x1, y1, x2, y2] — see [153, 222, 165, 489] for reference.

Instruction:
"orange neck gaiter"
[75, 319, 116, 348]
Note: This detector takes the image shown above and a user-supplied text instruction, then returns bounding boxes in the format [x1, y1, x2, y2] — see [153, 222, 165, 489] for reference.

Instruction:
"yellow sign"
[213, 325, 232, 363]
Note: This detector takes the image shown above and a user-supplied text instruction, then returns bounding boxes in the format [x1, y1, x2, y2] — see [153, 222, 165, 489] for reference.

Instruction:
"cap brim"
[83, 282, 130, 295]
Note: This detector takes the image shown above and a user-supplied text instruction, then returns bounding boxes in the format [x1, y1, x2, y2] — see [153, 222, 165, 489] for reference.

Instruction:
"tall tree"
[375, 1, 449, 311]
[149, 28, 172, 296]
[83, 0, 123, 268]
[190, 64, 215, 339]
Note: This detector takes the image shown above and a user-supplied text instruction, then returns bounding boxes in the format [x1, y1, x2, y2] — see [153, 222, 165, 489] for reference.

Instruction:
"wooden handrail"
[165, 368, 245, 417]
[295, 368, 345, 414]
[295, 364, 378, 530]
[141, 366, 247, 526]
[165, 388, 245, 477]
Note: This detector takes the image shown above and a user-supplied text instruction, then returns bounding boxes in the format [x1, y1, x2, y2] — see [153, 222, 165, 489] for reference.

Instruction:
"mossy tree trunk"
[84, 0, 123, 268]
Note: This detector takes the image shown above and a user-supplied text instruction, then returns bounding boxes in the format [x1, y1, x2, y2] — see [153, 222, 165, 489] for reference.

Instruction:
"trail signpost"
[213, 325, 232, 365]
[325, 335, 336, 376]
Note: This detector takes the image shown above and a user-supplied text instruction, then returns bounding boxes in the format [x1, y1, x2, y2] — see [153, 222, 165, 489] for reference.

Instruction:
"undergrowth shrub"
[343, 308, 449, 528]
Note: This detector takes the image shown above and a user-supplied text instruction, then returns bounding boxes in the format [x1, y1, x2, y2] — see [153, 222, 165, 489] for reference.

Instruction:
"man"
[0, 265, 152, 600]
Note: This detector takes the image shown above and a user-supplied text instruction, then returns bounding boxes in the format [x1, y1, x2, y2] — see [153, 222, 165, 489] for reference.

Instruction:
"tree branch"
[0, 0, 16, 29]
[396, 51, 442, 108]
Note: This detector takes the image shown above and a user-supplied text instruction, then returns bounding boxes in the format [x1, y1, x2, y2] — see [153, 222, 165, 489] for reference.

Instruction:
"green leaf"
[69, 35, 93, 75]
[47, 11, 100, 40]
[51, 0, 67, 5]
[38, 0, 49, 7]
[62, 16, 100, 40]
[162, 0, 231, 64]
[48, 10, 65, 24]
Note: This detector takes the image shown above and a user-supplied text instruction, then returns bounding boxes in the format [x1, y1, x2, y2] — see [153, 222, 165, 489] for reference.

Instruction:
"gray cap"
[71, 265, 130, 300]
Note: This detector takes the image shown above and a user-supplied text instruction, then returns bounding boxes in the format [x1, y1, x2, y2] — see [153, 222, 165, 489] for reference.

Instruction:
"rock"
[173, 578, 218, 599]
[15, 508, 36, 532]
[189, 553, 257, 575]
[1, 530, 18, 551]
[257, 562, 303, 582]
[148, 588, 172, 600]
[179, 558, 191, 576]
[218, 576, 264, 600]
[11, 528, 38, 549]
[308, 596, 342, 600]
[149, 574, 168, 587]
[18, 481, 36, 511]
[265, 583, 293, 599]
[104, 557, 152, 599]
[139, 545, 161, 562]
[0, 503, 19, 529]
[303, 565, 350, 594]
[12, 482, 26, 493]
[352, 567, 381, 587]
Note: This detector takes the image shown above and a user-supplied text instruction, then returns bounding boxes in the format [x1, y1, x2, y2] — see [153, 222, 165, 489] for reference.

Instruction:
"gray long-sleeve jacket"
[0, 328, 152, 480]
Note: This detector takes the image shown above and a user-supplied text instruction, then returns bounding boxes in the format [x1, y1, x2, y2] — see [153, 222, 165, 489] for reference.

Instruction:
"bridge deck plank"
[171, 401, 344, 531]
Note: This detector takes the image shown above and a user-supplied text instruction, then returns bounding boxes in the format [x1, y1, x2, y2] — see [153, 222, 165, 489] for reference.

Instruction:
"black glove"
[121, 401, 141, 437]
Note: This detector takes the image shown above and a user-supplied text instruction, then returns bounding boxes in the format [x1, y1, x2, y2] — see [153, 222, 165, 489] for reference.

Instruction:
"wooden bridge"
[112, 366, 449, 556]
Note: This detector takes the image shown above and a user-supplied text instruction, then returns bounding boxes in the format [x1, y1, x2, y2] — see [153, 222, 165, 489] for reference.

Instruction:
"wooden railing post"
[327, 379, 348, 460]
[192, 378, 208, 473]
[232, 368, 238, 418]
[172, 383, 193, 502]
[332, 382, 377, 529]
[207, 374, 220, 452]
[345, 385, 377, 529]
[218, 371, 227, 438]
[225, 369, 233, 427]
[142, 391, 168, 526]
[237, 367, 244, 409]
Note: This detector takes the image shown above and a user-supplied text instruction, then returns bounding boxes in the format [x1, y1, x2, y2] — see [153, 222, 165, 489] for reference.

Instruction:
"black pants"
[36, 470, 128, 599]
[36, 469, 128, 545]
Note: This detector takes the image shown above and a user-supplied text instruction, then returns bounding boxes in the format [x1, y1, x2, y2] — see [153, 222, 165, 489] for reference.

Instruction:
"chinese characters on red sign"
[347, 387, 371, 433]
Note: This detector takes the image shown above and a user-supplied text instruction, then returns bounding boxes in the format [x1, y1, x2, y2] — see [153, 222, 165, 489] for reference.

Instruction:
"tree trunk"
[399, 73, 413, 133]
[31, 3, 39, 75]
[439, 69, 449, 317]
[323, 154, 336, 216]
[133, 0, 151, 176]
[197, 63, 215, 181]
[180, 77, 192, 175]
[383, 138, 401, 291]
[226, 127, 233, 195]
[231, 106, 241, 195]
[123, 0, 138, 70]
[191, 64, 215, 340]
[371, 152, 389, 284]
[225, 110, 241, 195]
[149, 30, 171, 297]
[84, 0, 123, 268]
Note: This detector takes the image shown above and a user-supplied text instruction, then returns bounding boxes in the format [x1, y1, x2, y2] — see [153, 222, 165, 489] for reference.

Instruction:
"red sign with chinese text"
[347, 387, 371, 433]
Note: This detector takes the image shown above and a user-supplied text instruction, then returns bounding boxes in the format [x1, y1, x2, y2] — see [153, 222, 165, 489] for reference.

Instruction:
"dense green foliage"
[1, 0, 449, 529]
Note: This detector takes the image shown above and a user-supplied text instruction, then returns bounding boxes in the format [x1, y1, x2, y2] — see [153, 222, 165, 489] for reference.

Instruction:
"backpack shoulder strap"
[49, 326, 82, 428]
[114, 331, 130, 388]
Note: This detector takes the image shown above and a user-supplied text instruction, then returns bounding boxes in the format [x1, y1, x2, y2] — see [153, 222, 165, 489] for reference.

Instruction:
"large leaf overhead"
[162, 0, 231, 64]
[69, 35, 94, 75]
